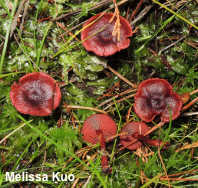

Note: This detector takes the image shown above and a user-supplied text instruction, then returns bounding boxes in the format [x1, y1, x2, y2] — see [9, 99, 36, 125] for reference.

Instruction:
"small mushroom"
[81, 12, 132, 57]
[10, 72, 61, 116]
[134, 78, 183, 122]
[120, 121, 170, 150]
[82, 114, 117, 174]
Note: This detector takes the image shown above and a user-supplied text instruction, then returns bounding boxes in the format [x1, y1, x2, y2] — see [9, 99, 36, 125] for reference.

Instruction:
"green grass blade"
[151, 0, 198, 30]
[36, 21, 54, 70]
[134, 15, 174, 55]
[0, 71, 27, 78]
[140, 173, 163, 188]
[0, 0, 34, 72]
[12, 139, 34, 172]
[52, 11, 107, 58]
[0, 0, 18, 74]
[34, 0, 43, 69]
[88, 158, 107, 188]
[17, 114, 106, 186]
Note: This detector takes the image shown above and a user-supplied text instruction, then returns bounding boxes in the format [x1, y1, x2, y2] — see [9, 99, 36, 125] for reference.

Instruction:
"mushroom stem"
[132, 133, 170, 149]
[96, 130, 112, 174]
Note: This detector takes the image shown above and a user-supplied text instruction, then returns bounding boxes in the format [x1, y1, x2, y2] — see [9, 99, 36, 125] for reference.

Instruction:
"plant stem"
[133, 133, 170, 149]
[96, 130, 112, 174]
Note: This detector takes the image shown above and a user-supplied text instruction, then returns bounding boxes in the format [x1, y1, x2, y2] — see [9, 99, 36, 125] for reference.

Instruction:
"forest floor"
[1, 0, 198, 187]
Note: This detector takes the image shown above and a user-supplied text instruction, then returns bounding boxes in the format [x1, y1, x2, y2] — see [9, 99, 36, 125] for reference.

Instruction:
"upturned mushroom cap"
[82, 114, 117, 144]
[10, 72, 61, 116]
[120, 121, 170, 150]
[81, 13, 132, 57]
[120, 121, 149, 150]
[134, 78, 183, 122]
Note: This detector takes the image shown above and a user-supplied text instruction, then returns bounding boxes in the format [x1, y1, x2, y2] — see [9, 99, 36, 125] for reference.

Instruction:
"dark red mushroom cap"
[120, 121, 149, 150]
[81, 13, 132, 57]
[134, 78, 183, 122]
[10, 72, 61, 116]
[82, 114, 117, 144]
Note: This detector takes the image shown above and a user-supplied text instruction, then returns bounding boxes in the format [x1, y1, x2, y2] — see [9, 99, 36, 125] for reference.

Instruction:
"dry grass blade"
[104, 93, 135, 111]
[157, 129, 170, 188]
[10, 0, 26, 38]
[56, 22, 80, 42]
[13, 35, 41, 71]
[59, 21, 86, 38]
[190, 89, 198, 95]
[161, 169, 198, 178]
[160, 177, 198, 181]
[130, 5, 153, 27]
[99, 88, 137, 107]
[19, 0, 30, 34]
[182, 96, 198, 111]
[59, 0, 129, 37]
[107, 65, 135, 87]
[128, 0, 143, 22]
[176, 140, 198, 152]
[71, 152, 98, 188]
[144, 122, 165, 136]
[54, 0, 112, 21]
[62, 104, 108, 114]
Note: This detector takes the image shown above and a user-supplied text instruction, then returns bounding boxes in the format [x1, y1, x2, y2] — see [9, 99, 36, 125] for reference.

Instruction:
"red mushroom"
[120, 121, 170, 150]
[82, 114, 117, 174]
[81, 12, 132, 57]
[10, 72, 61, 116]
[134, 78, 183, 122]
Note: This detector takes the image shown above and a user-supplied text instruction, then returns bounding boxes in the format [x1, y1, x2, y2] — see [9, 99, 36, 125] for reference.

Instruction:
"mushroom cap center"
[22, 81, 52, 106]
[98, 25, 115, 42]
[10, 72, 61, 116]
[81, 12, 132, 57]
[149, 96, 166, 110]
[134, 78, 183, 122]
